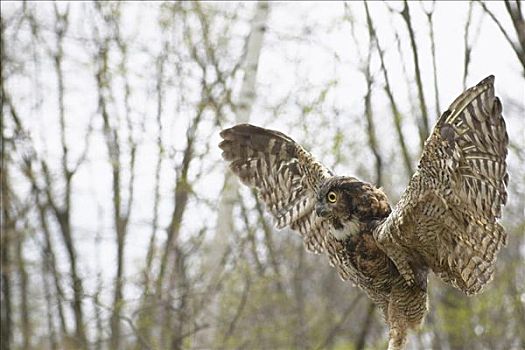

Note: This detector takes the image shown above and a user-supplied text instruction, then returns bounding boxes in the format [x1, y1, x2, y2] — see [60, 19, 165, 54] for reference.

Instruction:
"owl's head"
[316, 176, 391, 239]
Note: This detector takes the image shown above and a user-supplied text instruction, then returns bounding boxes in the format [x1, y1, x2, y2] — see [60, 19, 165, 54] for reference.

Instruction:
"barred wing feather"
[380, 76, 508, 295]
[219, 124, 332, 254]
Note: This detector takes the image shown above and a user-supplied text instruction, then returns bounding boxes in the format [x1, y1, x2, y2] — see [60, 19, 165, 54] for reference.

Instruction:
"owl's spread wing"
[378, 76, 508, 295]
[219, 124, 333, 254]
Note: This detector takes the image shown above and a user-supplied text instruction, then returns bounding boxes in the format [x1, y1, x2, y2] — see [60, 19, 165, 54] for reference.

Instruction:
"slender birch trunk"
[213, 0, 269, 281]
[205, 2, 269, 344]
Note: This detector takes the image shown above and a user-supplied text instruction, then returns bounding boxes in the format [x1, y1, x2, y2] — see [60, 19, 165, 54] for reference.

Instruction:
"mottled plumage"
[219, 76, 508, 350]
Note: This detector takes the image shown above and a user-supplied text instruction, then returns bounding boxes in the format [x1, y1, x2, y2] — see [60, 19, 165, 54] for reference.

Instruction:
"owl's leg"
[386, 281, 428, 350]
[387, 326, 407, 350]
[386, 307, 408, 350]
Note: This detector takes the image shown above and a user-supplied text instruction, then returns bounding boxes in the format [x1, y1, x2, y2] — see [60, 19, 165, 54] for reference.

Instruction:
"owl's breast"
[345, 230, 399, 288]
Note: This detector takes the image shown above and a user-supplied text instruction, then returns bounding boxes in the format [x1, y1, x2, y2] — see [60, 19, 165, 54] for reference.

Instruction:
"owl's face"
[315, 176, 391, 240]
[315, 176, 361, 231]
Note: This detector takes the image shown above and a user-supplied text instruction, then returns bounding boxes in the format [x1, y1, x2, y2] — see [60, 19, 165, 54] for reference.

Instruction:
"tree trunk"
[51, 5, 87, 347]
[16, 225, 31, 349]
[1, 168, 13, 350]
[213, 0, 269, 272]
[209, 2, 269, 344]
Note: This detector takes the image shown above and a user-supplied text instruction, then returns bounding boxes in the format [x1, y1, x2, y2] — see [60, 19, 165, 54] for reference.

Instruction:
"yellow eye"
[327, 191, 337, 203]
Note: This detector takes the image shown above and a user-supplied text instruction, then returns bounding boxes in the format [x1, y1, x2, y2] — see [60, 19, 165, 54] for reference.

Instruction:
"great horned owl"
[219, 76, 508, 350]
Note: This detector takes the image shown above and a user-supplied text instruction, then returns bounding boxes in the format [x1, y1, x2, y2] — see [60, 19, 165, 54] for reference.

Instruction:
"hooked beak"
[315, 203, 328, 217]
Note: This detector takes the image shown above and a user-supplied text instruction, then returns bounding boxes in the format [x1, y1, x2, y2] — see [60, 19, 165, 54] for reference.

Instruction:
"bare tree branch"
[422, 1, 441, 116]
[219, 275, 251, 348]
[477, 0, 525, 75]
[365, 1, 413, 178]
[400, 0, 431, 147]
[462, 2, 474, 90]
[314, 294, 364, 350]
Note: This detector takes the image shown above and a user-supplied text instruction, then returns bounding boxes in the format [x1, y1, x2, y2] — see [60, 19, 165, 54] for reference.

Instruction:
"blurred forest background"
[1, 1, 524, 350]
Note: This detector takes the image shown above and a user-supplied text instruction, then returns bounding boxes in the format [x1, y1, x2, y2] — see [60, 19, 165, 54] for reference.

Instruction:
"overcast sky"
[3, 1, 524, 310]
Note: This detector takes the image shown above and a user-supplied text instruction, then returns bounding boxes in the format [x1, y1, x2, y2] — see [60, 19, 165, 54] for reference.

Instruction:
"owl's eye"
[327, 191, 337, 203]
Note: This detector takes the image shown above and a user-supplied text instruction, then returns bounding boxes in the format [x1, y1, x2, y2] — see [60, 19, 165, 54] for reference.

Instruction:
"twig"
[314, 293, 364, 350]
[84, 294, 153, 350]
[347, 2, 383, 186]
[462, 2, 474, 90]
[220, 275, 251, 347]
[421, 1, 441, 116]
[400, 0, 430, 146]
[365, 1, 414, 178]
[477, 0, 525, 75]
